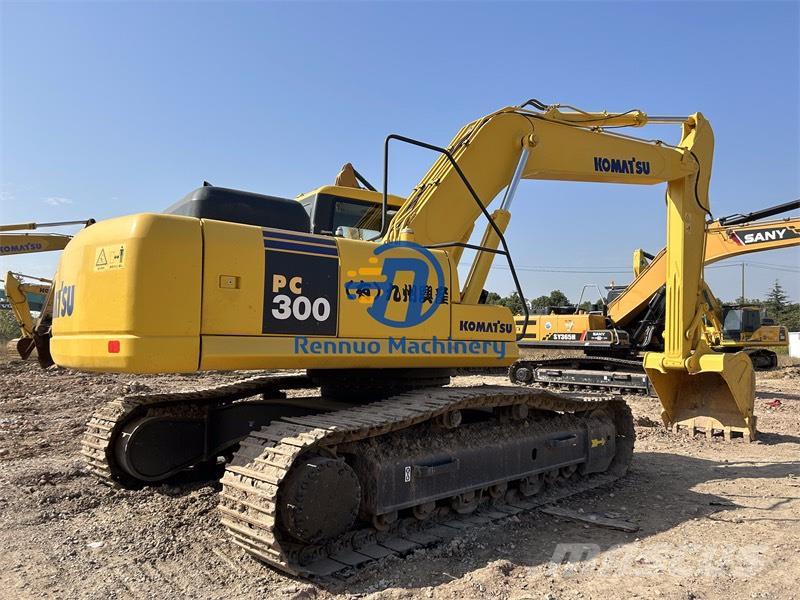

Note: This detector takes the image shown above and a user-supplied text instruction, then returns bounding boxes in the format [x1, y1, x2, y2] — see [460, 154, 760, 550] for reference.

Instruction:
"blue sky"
[2, 1, 798, 303]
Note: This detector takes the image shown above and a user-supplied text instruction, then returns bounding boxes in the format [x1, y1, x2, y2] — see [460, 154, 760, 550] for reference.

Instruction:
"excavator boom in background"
[611, 200, 800, 327]
[510, 200, 799, 392]
[47, 100, 756, 577]
[0, 219, 94, 363]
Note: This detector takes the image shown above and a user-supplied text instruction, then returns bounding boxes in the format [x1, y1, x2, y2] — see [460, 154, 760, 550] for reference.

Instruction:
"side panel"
[50, 213, 514, 373]
[201, 220, 265, 335]
[514, 313, 613, 346]
[200, 233, 513, 370]
[50, 214, 202, 372]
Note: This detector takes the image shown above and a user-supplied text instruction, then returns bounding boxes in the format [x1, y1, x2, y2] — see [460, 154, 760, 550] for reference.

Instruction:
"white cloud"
[44, 196, 74, 206]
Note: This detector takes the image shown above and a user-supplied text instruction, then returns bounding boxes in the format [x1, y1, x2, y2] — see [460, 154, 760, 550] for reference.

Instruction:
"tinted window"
[332, 199, 397, 238]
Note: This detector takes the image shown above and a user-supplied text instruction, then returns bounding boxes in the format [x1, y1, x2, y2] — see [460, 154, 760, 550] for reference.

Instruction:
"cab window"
[332, 198, 397, 239]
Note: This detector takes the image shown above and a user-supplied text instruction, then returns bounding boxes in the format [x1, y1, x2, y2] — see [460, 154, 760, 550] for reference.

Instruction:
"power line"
[488, 261, 800, 275]
[495, 266, 631, 274]
[706, 262, 800, 273]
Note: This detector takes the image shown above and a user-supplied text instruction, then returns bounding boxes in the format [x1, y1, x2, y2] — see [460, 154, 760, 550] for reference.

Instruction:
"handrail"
[373, 133, 529, 340]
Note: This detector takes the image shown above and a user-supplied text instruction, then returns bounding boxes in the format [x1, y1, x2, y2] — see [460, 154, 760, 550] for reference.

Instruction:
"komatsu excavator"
[510, 202, 799, 392]
[50, 100, 755, 576]
[0, 219, 94, 363]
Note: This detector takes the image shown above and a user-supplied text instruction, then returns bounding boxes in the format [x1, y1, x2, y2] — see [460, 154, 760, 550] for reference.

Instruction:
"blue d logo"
[345, 241, 446, 328]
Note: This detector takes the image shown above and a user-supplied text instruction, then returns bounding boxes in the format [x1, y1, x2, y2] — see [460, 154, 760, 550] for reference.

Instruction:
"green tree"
[548, 290, 570, 306]
[484, 291, 502, 305]
[734, 296, 763, 306]
[765, 280, 789, 313]
[497, 291, 526, 315]
[775, 303, 800, 331]
[0, 310, 21, 340]
[530, 290, 571, 310]
[529, 295, 551, 309]
[776, 304, 800, 331]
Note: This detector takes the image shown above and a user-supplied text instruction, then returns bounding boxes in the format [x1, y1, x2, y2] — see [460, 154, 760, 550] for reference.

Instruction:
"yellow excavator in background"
[510, 201, 799, 391]
[0, 219, 94, 363]
[49, 100, 755, 576]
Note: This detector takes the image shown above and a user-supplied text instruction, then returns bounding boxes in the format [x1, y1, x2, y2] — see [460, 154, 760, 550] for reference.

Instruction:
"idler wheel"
[512, 367, 533, 384]
[279, 456, 361, 544]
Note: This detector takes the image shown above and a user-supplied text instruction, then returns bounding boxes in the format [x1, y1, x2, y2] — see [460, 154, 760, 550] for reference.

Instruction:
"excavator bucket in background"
[644, 350, 756, 441]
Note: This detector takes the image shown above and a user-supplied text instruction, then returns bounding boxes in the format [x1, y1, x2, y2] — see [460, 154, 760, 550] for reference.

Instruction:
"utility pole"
[740, 262, 745, 303]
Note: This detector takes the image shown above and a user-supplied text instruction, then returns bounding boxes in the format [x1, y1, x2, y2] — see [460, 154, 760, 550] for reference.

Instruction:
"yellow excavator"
[510, 202, 799, 392]
[1, 219, 95, 363]
[50, 100, 755, 576]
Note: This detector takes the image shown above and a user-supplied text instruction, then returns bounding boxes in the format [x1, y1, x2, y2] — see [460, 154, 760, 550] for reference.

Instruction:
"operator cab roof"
[165, 185, 310, 233]
[164, 184, 406, 236]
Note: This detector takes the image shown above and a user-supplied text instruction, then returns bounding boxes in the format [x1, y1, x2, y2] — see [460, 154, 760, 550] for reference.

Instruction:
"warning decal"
[94, 244, 126, 272]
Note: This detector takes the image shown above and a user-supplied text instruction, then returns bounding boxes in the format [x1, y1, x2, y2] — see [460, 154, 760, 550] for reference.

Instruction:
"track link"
[81, 374, 313, 487]
[219, 385, 634, 577]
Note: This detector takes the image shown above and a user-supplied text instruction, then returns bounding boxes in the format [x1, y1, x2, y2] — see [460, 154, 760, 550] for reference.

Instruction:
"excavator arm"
[384, 101, 753, 439]
[706, 209, 800, 260]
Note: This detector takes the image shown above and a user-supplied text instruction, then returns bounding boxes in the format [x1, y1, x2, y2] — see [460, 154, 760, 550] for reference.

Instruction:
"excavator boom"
[0, 233, 73, 255]
[1, 219, 94, 363]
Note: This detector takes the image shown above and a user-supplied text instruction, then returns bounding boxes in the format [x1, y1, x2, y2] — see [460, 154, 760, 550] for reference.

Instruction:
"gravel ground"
[0, 353, 798, 600]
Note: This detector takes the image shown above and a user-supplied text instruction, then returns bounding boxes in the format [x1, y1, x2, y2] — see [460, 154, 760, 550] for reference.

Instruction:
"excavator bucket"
[643, 350, 756, 441]
[16, 336, 36, 360]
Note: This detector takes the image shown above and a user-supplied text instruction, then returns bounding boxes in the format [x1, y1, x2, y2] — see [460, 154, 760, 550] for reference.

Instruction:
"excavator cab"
[722, 306, 769, 342]
[166, 183, 404, 241]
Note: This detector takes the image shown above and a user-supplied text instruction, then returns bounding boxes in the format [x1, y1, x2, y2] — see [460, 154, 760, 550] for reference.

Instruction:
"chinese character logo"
[344, 241, 448, 328]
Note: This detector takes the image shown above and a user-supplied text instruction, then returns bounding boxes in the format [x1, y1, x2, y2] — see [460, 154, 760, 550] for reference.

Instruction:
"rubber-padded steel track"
[219, 385, 634, 577]
[81, 374, 313, 487]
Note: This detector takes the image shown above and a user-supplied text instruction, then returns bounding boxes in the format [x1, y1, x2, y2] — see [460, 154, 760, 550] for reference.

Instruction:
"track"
[80, 374, 314, 487]
[509, 356, 651, 395]
[218, 385, 634, 578]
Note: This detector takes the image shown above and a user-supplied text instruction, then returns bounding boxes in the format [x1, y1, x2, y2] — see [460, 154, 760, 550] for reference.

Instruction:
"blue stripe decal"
[263, 239, 339, 256]
[262, 229, 337, 246]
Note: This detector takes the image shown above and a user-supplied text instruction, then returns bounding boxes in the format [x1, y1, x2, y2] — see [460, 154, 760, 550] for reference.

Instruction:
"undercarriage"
[80, 372, 634, 577]
[509, 356, 652, 395]
[509, 349, 777, 397]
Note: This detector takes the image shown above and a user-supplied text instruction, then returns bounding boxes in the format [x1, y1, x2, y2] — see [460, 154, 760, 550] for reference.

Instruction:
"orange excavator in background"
[510, 199, 799, 392]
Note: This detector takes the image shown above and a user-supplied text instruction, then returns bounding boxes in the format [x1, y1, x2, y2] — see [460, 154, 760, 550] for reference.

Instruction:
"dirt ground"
[0, 351, 798, 600]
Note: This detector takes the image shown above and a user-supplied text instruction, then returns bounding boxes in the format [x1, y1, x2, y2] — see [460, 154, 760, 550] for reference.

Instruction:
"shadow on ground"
[315, 452, 800, 594]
